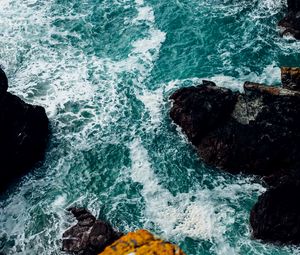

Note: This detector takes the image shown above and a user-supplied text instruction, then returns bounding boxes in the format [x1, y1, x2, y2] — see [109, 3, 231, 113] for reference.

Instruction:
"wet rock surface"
[170, 81, 237, 146]
[62, 208, 122, 255]
[0, 68, 49, 191]
[170, 80, 300, 176]
[278, 0, 300, 39]
[170, 68, 300, 244]
[250, 179, 300, 244]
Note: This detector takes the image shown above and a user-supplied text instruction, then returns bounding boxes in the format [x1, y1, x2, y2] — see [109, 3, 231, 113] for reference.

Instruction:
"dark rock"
[250, 179, 300, 244]
[170, 77, 300, 244]
[287, 0, 300, 12]
[0, 68, 8, 96]
[170, 82, 238, 146]
[278, 1, 300, 40]
[62, 207, 122, 255]
[170, 80, 300, 176]
[0, 68, 49, 191]
[281, 67, 300, 91]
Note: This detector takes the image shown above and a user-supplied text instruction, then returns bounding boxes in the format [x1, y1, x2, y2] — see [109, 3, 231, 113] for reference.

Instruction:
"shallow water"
[0, 0, 300, 254]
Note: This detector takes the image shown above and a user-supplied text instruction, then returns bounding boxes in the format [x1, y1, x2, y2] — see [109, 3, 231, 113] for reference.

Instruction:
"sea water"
[0, 0, 300, 254]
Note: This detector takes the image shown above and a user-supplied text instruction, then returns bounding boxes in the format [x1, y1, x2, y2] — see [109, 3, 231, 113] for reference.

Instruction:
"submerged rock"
[170, 79, 300, 176]
[62, 208, 122, 255]
[99, 229, 186, 255]
[0, 68, 49, 191]
[250, 179, 300, 244]
[278, 0, 300, 39]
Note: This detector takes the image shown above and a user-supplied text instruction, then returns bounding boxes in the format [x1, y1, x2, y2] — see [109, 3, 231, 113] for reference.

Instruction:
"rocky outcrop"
[278, 0, 300, 39]
[99, 229, 186, 255]
[0, 68, 49, 191]
[170, 79, 300, 176]
[250, 179, 300, 244]
[170, 68, 300, 244]
[170, 80, 237, 147]
[62, 208, 122, 255]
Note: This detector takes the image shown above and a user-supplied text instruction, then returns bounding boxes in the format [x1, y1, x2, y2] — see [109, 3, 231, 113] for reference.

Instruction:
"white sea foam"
[1, 0, 299, 254]
[135, 0, 144, 6]
[136, 88, 163, 125]
[129, 138, 213, 240]
[250, 0, 285, 19]
[0, 0, 166, 152]
[132, 6, 155, 23]
[165, 63, 282, 96]
[0, 0, 167, 253]
[128, 138, 265, 254]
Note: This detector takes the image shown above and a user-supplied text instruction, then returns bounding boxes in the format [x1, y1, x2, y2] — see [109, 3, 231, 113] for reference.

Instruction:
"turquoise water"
[0, 0, 300, 254]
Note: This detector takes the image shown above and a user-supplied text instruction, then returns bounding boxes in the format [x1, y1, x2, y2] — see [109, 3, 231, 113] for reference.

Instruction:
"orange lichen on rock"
[99, 229, 186, 255]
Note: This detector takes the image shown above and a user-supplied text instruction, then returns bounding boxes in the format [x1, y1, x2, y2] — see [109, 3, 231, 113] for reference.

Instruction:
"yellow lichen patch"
[99, 230, 186, 255]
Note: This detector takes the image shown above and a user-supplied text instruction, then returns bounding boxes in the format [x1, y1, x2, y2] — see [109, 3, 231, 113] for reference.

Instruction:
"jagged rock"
[170, 75, 300, 244]
[250, 179, 300, 244]
[99, 229, 186, 255]
[0, 68, 49, 191]
[170, 80, 300, 175]
[281, 67, 300, 91]
[62, 208, 122, 255]
[278, 0, 300, 39]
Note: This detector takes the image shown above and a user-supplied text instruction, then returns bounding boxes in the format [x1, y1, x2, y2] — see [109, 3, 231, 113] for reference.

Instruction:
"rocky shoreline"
[170, 67, 300, 244]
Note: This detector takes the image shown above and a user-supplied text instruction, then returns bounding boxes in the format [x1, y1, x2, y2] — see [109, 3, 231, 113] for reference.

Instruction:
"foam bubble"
[135, 0, 144, 6]
[133, 6, 155, 23]
[250, 0, 285, 19]
[136, 88, 163, 125]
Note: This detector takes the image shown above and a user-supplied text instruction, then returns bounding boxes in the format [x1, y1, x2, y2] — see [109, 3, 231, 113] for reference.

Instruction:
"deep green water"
[0, 0, 300, 254]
